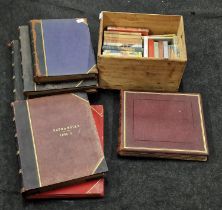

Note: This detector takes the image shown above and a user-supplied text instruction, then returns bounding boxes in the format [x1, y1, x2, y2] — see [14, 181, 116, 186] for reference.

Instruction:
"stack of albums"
[9, 18, 108, 199]
[17, 18, 98, 98]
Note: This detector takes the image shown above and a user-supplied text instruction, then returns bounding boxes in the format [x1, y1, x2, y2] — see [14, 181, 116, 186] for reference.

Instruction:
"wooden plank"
[97, 14, 104, 56]
[177, 16, 187, 61]
[102, 11, 181, 35]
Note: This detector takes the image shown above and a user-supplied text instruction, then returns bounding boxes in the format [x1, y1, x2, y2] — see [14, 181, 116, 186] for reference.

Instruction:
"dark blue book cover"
[30, 18, 97, 83]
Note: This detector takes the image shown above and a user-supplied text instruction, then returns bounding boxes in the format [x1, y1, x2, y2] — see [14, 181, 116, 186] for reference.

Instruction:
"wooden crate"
[97, 11, 187, 92]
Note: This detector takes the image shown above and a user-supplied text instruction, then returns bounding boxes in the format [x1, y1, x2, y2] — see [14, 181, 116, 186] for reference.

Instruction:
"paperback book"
[143, 34, 179, 59]
[107, 26, 149, 36]
[102, 26, 145, 57]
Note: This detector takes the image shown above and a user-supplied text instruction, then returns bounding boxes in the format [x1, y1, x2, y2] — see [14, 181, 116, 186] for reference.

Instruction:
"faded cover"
[118, 91, 208, 161]
[29, 19, 98, 82]
[12, 93, 108, 195]
[19, 25, 97, 96]
[9, 40, 24, 100]
[27, 105, 105, 199]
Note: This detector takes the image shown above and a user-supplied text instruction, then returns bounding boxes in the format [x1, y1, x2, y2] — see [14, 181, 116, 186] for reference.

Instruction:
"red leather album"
[118, 91, 208, 161]
[27, 105, 104, 199]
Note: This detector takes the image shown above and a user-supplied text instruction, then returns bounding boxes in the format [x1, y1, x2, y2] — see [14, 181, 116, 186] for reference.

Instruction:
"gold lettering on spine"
[26, 101, 42, 187]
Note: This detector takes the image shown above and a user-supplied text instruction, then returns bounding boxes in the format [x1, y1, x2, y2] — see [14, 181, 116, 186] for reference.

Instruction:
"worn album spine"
[117, 91, 123, 154]
[19, 25, 36, 94]
[29, 21, 37, 76]
[13, 100, 45, 195]
[10, 40, 24, 100]
[9, 40, 26, 193]
[11, 103, 26, 193]
[10, 41, 17, 100]
[29, 20, 44, 80]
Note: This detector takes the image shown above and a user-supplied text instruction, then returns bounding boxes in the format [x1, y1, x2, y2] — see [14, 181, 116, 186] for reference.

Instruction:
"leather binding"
[18, 25, 97, 96]
[12, 93, 108, 196]
[9, 40, 24, 100]
[10, 45, 103, 197]
[27, 105, 105, 199]
[118, 91, 209, 161]
[29, 18, 98, 83]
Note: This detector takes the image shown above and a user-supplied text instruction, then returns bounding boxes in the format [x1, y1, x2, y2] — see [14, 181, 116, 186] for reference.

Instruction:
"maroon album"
[118, 91, 208, 161]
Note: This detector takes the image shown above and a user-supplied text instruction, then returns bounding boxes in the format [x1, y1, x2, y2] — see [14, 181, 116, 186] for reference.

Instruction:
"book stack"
[102, 26, 180, 59]
[16, 18, 98, 98]
[9, 18, 108, 199]
[102, 26, 149, 57]
[143, 34, 180, 59]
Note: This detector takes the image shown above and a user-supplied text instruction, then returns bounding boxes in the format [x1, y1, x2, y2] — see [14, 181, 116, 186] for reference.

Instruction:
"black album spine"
[10, 40, 24, 100]
[19, 25, 36, 94]
[11, 102, 26, 193]
[9, 40, 25, 193]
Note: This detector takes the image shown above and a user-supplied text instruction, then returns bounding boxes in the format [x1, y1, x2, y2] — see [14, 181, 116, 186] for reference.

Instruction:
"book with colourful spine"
[148, 39, 154, 58]
[107, 26, 149, 36]
[102, 45, 143, 52]
[154, 42, 159, 58]
[163, 41, 169, 59]
[143, 36, 148, 58]
[103, 50, 142, 57]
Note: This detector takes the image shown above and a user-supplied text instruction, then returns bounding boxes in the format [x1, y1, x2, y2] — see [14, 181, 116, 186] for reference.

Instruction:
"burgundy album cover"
[118, 91, 208, 161]
[27, 105, 104, 199]
[12, 93, 108, 195]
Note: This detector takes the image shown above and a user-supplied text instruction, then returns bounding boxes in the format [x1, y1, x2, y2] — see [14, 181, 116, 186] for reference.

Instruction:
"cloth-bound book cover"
[30, 18, 98, 83]
[12, 93, 108, 196]
[118, 91, 208, 161]
[18, 26, 98, 96]
[27, 105, 105, 199]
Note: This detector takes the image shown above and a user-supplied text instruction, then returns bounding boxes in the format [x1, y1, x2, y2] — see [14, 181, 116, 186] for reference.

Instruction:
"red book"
[27, 105, 104, 199]
[107, 26, 149, 36]
[118, 91, 208, 161]
[148, 39, 154, 58]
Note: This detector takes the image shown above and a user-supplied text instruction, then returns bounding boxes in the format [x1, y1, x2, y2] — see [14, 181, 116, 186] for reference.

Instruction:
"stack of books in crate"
[101, 26, 179, 59]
